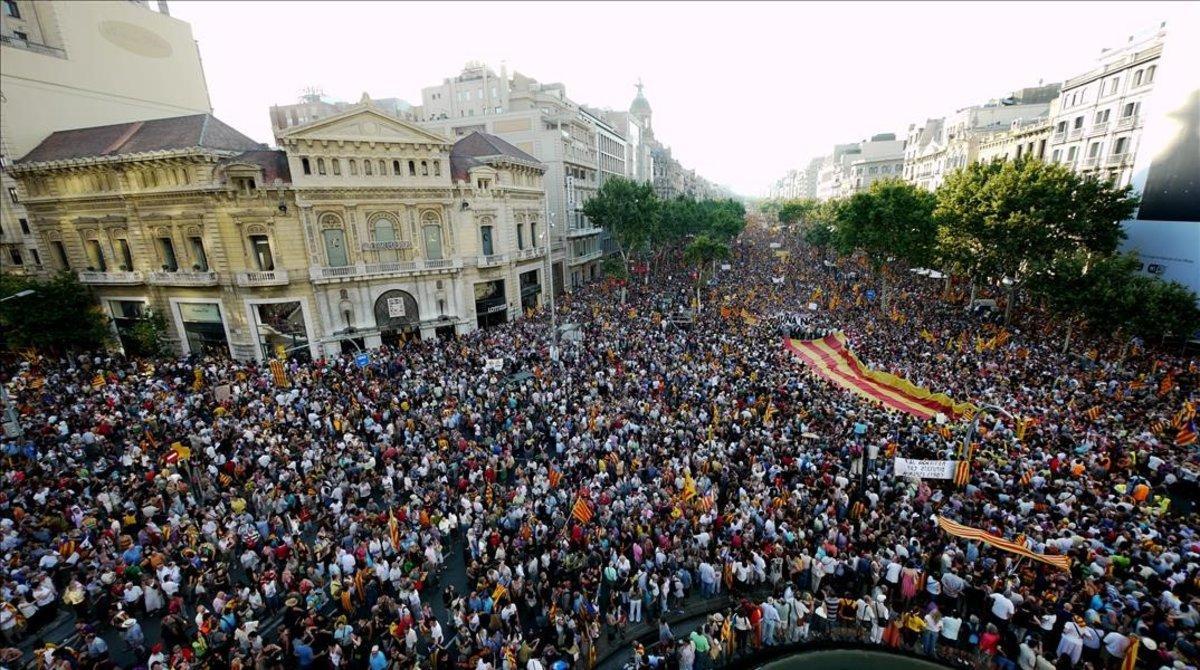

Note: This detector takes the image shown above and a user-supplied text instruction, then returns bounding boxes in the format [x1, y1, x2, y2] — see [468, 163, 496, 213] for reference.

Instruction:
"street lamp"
[960, 404, 1015, 459]
[1, 289, 37, 438]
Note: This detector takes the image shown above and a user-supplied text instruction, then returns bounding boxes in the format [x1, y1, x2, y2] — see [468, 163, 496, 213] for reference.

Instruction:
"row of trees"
[769, 157, 1200, 342]
[582, 177, 746, 280]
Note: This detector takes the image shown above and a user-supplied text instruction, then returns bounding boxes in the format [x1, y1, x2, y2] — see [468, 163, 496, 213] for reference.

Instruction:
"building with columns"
[274, 101, 548, 355]
[0, 0, 212, 277]
[10, 114, 320, 361]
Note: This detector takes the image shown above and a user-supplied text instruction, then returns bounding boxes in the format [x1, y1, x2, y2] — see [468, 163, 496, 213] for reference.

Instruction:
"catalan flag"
[388, 511, 400, 550]
[763, 401, 777, 425]
[681, 474, 697, 501]
[849, 500, 868, 520]
[1129, 379, 1146, 391]
[697, 494, 714, 513]
[936, 516, 1070, 571]
[1159, 372, 1176, 396]
[1176, 423, 1198, 447]
[192, 367, 204, 392]
[1020, 469, 1034, 486]
[1016, 417, 1031, 441]
[269, 359, 289, 387]
[1086, 406, 1102, 421]
[1120, 637, 1139, 670]
[548, 468, 563, 489]
[740, 309, 760, 326]
[29, 377, 45, 390]
[492, 583, 508, 603]
[571, 497, 593, 524]
[720, 306, 733, 319]
[918, 329, 935, 344]
[953, 459, 970, 487]
[92, 373, 105, 390]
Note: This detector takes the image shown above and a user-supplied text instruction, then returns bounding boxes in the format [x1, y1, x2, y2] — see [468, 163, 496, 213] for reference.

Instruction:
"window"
[301, 157, 311, 175]
[332, 159, 341, 176]
[480, 225, 494, 256]
[1094, 109, 1110, 124]
[349, 159, 358, 175]
[1066, 146, 1077, 162]
[408, 160, 416, 176]
[7, 187, 17, 203]
[322, 228, 348, 267]
[1113, 137, 1129, 155]
[517, 223, 525, 250]
[423, 223, 443, 260]
[8, 248, 22, 266]
[421, 161, 429, 176]
[51, 241, 69, 268]
[1072, 116, 1083, 129]
[116, 238, 134, 270]
[158, 237, 178, 271]
[433, 161, 441, 177]
[378, 160, 386, 175]
[1122, 102, 1138, 118]
[86, 239, 107, 271]
[1108, 78, 1119, 95]
[29, 249, 39, 266]
[1088, 142, 1101, 158]
[393, 160, 402, 176]
[372, 216, 399, 262]
[1145, 65, 1156, 84]
[3, 0, 20, 19]
[18, 218, 29, 235]
[13, 30, 26, 41]
[250, 234, 274, 271]
[1056, 121, 1067, 133]
[364, 159, 373, 176]
[530, 221, 538, 248]
[189, 236, 208, 271]
[317, 158, 326, 175]
[1051, 149, 1061, 163]
[1133, 70, 1143, 87]
[236, 177, 256, 195]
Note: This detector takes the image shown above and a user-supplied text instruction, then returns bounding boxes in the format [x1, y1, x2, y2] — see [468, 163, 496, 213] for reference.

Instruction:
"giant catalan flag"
[784, 333, 977, 420]
[936, 516, 1071, 571]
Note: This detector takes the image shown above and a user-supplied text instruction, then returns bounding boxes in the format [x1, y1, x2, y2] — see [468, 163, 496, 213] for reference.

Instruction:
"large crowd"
[0, 225, 1197, 670]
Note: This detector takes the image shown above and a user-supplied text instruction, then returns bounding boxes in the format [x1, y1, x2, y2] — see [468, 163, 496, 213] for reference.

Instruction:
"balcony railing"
[147, 270, 220, 287]
[1082, 156, 1100, 168]
[1067, 128, 1084, 141]
[0, 34, 67, 59]
[1088, 122, 1109, 136]
[513, 248, 546, 261]
[567, 226, 602, 238]
[235, 269, 289, 287]
[77, 270, 144, 285]
[568, 249, 603, 266]
[309, 258, 463, 282]
[1106, 152, 1132, 167]
[1116, 115, 1137, 130]
[476, 253, 508, 267]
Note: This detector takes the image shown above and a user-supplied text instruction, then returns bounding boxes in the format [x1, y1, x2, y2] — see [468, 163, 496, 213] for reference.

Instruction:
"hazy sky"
[170, 1, 1185, 196]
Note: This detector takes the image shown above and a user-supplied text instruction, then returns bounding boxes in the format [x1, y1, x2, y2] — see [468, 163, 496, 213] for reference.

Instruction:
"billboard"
[1121, 17, 1200, 296]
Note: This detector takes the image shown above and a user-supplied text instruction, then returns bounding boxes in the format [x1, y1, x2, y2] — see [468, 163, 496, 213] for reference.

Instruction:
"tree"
[778, 199, 820, 226]
[834, 179, 937, 308]
[683, 235, 730, 310]
[581, 177, 660, 275]
[0, 271, 112, 353]
[935, 157, 1139, 321]
[125, 309, 172, 358]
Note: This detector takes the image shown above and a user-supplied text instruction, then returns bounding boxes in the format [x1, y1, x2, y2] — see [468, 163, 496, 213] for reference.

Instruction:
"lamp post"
[1, 289, 37, 438]
[960, 404, 1015, 459]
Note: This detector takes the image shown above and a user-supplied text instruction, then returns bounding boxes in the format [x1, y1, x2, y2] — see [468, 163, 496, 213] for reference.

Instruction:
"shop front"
[251, 300, 312, 362]
[174, 301, 230, 358]
[474, 279, 508, 329]
[519, 270, 541, 315]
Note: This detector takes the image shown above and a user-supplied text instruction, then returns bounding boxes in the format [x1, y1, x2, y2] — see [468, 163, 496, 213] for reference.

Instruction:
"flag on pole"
[492, 584, 508, 603]
[92, 373, 105, 390]
[953, 459, 970, 487]
[1176, 423, 1198, 447]
[571, 497, 593, 524]
[681, 474, 697, 501]
[1120, 636, 1139, 670]
[548, 468, 562, 489]
[269, 359, 289, 387]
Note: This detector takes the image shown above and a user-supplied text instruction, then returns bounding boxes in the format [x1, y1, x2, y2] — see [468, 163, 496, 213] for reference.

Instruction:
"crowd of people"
[0, 224, 1197, 670]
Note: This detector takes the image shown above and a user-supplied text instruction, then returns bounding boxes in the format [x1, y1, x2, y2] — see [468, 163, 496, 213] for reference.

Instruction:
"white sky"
[170, 1, 1185, 197]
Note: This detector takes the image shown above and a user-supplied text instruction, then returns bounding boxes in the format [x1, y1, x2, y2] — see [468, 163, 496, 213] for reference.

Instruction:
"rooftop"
[18, 114, 263, 165]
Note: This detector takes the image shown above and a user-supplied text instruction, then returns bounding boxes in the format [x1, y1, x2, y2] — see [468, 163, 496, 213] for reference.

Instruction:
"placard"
[387, 297, 407, 318]
[893, 458, 958, 480]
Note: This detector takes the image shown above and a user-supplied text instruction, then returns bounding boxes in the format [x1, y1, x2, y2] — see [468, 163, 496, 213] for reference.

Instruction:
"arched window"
[1145, 65, 1156, 84]
[332, 158, 341, 176]
[349, 159, 358, 175]
[479, 217, 495, 256]
[319, 213, 348, 267]
[408, 160, 416, 176]
[1133, 70, 1143, 86]
[378, 160, 386, 176]
[364, 159, 373, 176]
[392, 160, 402, 176]
[433, 160, 441, 177]
[317, 158, 326, 175]
[421, 160, 429, 176]
[371, 214, 400, 263]
[301, 157, 311, 175]
[421, 212, 443, 260]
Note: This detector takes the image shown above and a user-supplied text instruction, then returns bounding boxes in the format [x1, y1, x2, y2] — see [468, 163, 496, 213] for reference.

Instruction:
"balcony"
[1067, 128, 1084, 141]
[235, 269, 289, 287]
[77, 270, 144, 285]
[0, 34, 67, 59]
[1082, 156, 1100, 169]
[147, 270, 220, 287]
[568, 249, 603, 267]
[566, 226, 602, 238]
[1106, 152, 1133, 167]
[476, 253, 508, 268]
[309, 258, 463, 283]
[1116, 115, 1137, 130]
[1088, 122, 1109, 137]
[513, 247, 546, 262]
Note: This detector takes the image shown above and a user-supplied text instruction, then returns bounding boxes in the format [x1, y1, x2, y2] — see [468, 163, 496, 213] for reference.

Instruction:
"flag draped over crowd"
[784, 333, 978, 420]
[936, 516, 1071, 571]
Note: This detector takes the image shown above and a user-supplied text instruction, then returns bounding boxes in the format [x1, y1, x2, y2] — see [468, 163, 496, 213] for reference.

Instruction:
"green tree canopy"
[581, 177, 660, 269]
[832, 180, 936, 307]
[778, 199, 820, 225]
[0, 271, 112, 353]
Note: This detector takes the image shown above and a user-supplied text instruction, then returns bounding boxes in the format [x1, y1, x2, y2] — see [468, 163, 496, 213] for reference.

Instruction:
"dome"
[630, 79, 652, 119]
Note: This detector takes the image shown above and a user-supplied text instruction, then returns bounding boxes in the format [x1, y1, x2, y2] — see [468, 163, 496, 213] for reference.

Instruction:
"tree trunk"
[1062, 321, 1074, 355]
[968, 282, 977, 309]
[943, 275, 951, 297]
[1004, 285, 1015, 324]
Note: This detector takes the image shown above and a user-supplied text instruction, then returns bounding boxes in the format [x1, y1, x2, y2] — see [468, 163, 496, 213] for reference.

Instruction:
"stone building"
[10, 114, 319, 361]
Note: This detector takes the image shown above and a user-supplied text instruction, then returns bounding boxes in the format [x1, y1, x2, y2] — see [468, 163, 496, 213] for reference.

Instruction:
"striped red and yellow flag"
[1020, 469, 1034, 486]
[954, 459, 970, 487]
[1129, 379, 1146, 391]
[29, 377, 45, 389]
[849, 500, 867, 519]
[1159, 372, 1176, 396]
[1176, 424, 1198, 447]
[571, 497, 593, 524]
[936, 516, 1070, 571]
[548, 468, 562, 489]
[91, 373, 105, 390]
[697, 494, 714, 512]
[1086, 406, 1102, 421]
[1120, 636, 1140, 670]
[492, 583, 508, 603]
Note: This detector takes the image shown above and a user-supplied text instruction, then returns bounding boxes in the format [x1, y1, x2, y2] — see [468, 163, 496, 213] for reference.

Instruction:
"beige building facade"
[275, 102, 549, 357]
[10, 114, 321, 362]
[1, 0, 212, 275]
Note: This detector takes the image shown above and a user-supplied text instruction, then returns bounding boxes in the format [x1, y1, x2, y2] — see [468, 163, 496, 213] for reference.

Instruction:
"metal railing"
[1116, 115, 1137, 130]
[77, 270, 144, 285]
[1082, 156, 1100, 168]
[234, 269, 289, 287]
[514, 248, 545, 261]
[568, 249, 603, 266]
[0, 34, 67, 58]
[148, 270, 219, 286]
[1106, 152, 1132, 167]
[1088, 122, 1109, 136]
[309, 258, 462, 281]
[567, 226, 602, 238]
[1067, 128, 1083, 141]
[1049, 131, 1067, 144]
